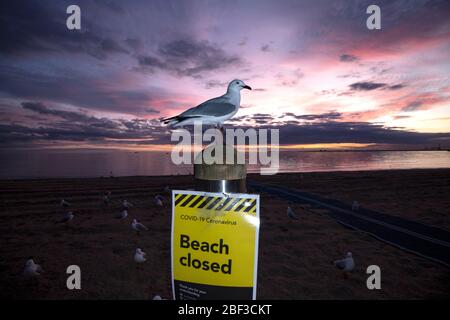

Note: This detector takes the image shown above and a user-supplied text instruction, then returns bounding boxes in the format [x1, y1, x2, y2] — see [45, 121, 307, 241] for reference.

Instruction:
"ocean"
[0, 149, 449, 179]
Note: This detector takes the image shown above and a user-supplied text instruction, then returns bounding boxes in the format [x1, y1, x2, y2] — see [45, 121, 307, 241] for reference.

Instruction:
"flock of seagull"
[21, 189, 355, 298]
[23, 188, 170, 299]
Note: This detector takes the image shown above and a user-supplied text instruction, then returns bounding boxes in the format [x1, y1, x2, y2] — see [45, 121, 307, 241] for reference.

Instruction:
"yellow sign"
[171, 190, 260, 300]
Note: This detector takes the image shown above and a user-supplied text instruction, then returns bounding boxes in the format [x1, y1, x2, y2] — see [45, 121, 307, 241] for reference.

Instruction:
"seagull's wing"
[287, 207, 298, 219]
[334, 259, 347, 270]
[137, 222, 148, 231]
[163, 97, 236, 124]
[181, 98, 236, 117]
[115, 211, 127, 219]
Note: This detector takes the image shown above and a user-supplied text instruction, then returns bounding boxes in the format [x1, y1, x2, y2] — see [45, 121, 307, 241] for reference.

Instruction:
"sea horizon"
[1, 149, 449, 180]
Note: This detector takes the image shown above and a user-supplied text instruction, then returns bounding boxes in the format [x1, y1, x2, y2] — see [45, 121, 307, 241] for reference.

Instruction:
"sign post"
[171, 190, 260, 300]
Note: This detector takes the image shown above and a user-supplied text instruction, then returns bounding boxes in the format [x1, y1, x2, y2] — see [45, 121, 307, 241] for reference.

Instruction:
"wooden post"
[194, 144, 246, 193]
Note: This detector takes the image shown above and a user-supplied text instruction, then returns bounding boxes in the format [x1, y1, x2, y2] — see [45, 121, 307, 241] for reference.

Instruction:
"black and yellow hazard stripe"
[174, 193, 257, 214]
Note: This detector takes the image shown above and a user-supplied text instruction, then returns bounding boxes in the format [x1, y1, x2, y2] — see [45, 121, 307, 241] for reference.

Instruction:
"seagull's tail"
[161, 116, 180, 127]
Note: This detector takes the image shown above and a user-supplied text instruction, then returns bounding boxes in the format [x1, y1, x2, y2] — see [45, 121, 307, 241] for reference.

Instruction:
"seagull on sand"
[23, 259, 43, 277]
[134, 248, 147, 263]
[60, 199, 71, 208]
[122, 200, 133, 209]
[154, 195, 165, 207]
[57, 211, 74, 224]
[115, 209, 128, 220]
[161, 79, 252, 128]
[334, 252, 355, 273]
[287, 206, 299, 220]
[103, 192, 111, 206]
[132, 219, 148, 235]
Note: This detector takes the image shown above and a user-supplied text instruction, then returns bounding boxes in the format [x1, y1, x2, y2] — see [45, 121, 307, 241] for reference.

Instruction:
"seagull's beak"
[242, 85, 252, 90]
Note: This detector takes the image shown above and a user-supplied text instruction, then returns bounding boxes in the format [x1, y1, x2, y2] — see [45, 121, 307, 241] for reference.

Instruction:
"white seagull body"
[122, 200, 133, 209]
[115, 209, 128, 220]
[287, 206, 299, 220]
[334, 252, 355, 272]
[57, 211, 74, 224]
[154, 195, 165, 207]
[134, 248, 146, 263]
[132, 219, 148, 233]
[23, 259, 43, 277]
[60, 199, 71, 208]
[162, 79, 251, 128]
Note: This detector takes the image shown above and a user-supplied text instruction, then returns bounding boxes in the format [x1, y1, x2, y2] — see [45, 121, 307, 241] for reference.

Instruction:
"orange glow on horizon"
[41, 142, 375, 152]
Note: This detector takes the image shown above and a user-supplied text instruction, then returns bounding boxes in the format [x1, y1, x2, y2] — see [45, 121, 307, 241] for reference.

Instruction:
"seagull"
[57, 211, 74, 224]
[122, 200, 133, 209]
[161, 79, 251, 128]
[132, 219, 148, 235]
[287, 206, 299, 220]
[352, 201, 360, 211]
[103, 192, 111, 206]
[134, 248, 146, 263]
[115, 209, 128, 220]
[155, 195, 165, 207]
[60, 199, 71, 208]
[334, 252, 355, 273]
[23, 259, 43, 277]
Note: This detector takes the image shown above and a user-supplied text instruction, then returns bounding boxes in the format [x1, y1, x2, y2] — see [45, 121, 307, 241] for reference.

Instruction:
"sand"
[0, 169, 449, 299]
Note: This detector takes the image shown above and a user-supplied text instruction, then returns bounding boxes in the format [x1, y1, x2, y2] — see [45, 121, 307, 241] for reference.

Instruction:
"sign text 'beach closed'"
[171, 190, 260, 300]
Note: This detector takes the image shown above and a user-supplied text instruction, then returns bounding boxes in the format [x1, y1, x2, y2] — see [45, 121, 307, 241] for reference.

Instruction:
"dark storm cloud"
[261, 44, 271, 52]
[394, 115, 411, 120]
[252, 113, 274, 121]
[0, 65, 166, 114]
[292, 0, 450, 58]
[349, 82, 386, 91]
[402, 101, 423, 112]
[0, 101, 171, 144]
[2, 105, 448, 147]
[22, 102, 121, 129]
[284, 111, 342, 121]
[339, 54, 359, 62]
[388, 84, 406, 90]
[349, 81, 407, 92]
[0, 0, 128, 59]
[275, 122, 450, 146]
[143, 108, 160, 114]
[137, 39, 242, 78]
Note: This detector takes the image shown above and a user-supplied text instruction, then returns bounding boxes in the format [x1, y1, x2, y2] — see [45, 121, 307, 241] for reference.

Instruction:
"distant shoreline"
[1, 148, 449, 152]
[1, 167, 449, 182]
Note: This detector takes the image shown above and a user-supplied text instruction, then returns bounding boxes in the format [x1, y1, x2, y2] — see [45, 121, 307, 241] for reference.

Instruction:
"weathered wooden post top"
[194, 143, 246, 193]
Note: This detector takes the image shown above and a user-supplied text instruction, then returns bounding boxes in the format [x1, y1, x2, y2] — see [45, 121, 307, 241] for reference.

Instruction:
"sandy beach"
[0, 169, 449, 299]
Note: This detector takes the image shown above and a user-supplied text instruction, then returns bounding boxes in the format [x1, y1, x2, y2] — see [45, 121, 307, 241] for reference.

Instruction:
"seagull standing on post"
[162, 79, 252, 128]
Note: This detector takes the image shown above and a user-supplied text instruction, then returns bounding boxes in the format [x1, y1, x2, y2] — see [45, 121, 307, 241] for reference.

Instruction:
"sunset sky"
[0, 0, 449, 150]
